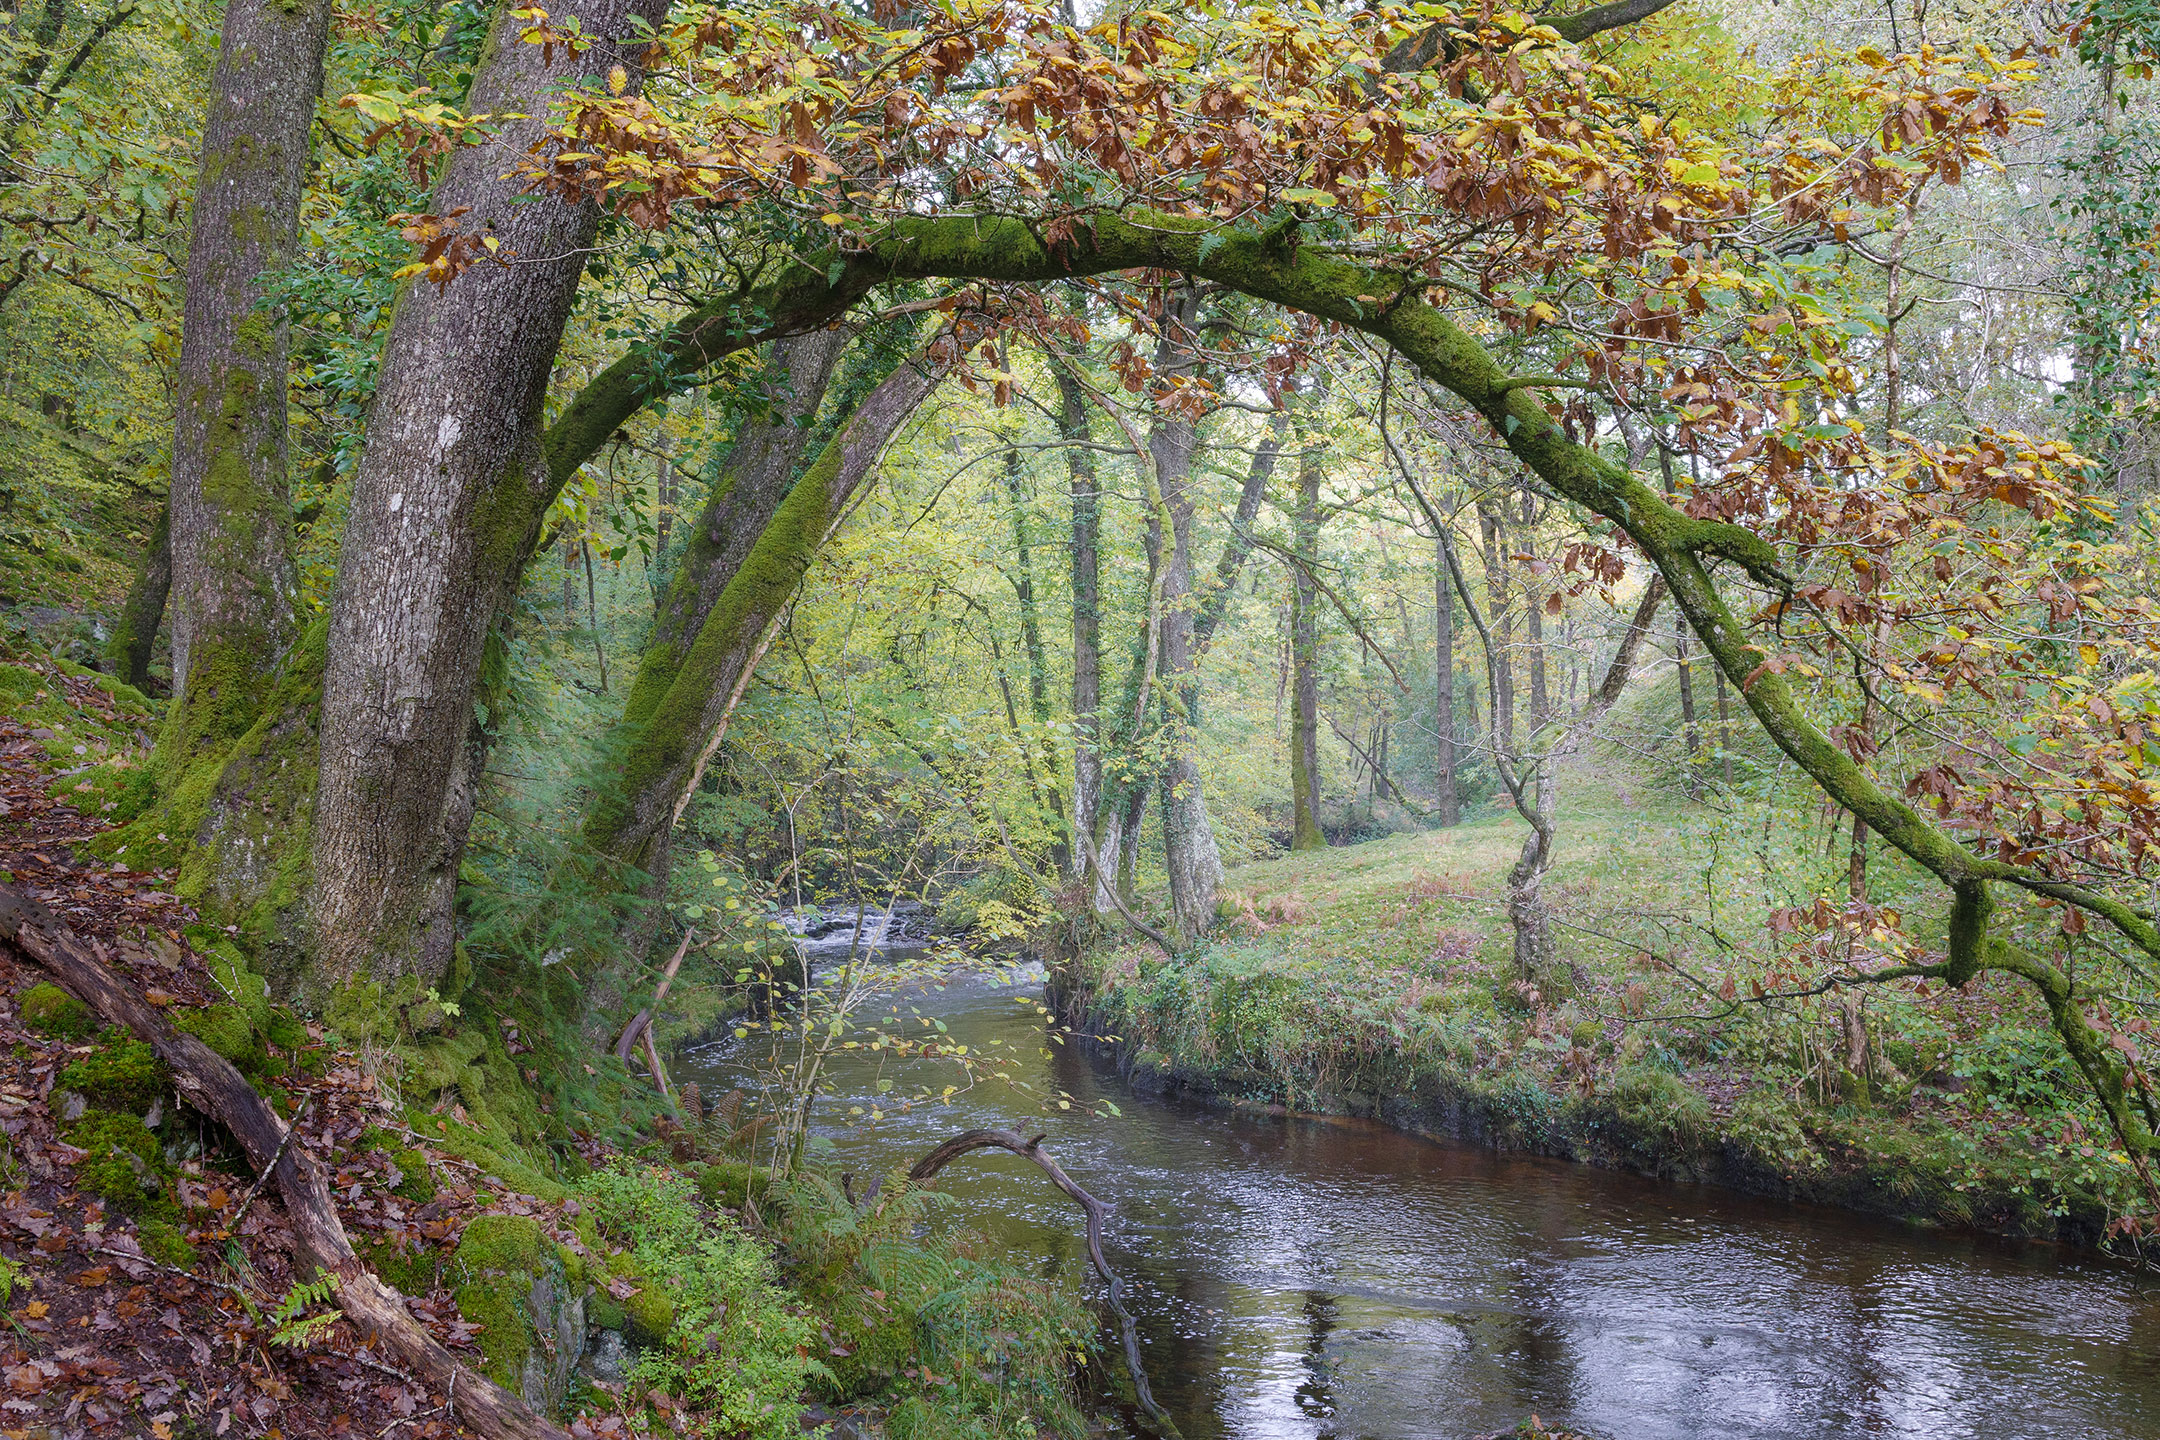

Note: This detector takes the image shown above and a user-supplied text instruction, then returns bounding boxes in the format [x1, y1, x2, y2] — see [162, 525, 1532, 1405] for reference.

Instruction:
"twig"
[231, 1096, 312, 1227]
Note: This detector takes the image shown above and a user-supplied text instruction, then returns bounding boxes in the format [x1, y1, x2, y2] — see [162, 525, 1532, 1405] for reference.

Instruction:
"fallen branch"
[907, 1127, 1177, 1436]
[615, 927, 697, 1068]
[0, 883, 572, 1440]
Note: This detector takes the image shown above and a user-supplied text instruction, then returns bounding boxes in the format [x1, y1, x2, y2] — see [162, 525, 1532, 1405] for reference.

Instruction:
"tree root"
[0, 882, 574, 1440]
[906, 1126, 1180, 1437]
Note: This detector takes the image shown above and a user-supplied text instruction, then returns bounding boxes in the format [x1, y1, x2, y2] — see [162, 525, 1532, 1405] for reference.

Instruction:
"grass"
[1071, 742, 2156, 1252]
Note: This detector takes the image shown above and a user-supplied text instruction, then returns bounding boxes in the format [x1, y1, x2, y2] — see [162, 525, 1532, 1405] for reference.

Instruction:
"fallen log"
[0, 882, 573, 1440]
[907, 1126, 1178, 1436]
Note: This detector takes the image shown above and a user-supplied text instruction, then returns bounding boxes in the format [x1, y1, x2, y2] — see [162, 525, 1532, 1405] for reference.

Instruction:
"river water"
[679, 939, 2160, 1440]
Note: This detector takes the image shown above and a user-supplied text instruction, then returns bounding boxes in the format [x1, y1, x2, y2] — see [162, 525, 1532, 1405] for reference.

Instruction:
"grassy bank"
[1057, 762, 2153, 1253]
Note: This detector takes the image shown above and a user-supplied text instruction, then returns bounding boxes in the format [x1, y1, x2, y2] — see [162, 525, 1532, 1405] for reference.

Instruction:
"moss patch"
[58, 1033, 167, 1114]
[19, 983, 93, 1041]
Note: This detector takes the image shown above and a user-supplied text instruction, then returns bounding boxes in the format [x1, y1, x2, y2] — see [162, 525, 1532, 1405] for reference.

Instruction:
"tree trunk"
[1152, 396, 1222, 945]
[1053, 350, 1103, 888]
[583, 341, 950, 878]
[654, 451, 673, 567]
[104, 501, 170, 688]
[1002, 446, 1069, 868]
[620, 329, 847, 739]
[1479, 497, 1515, 754]
[1675, 615, 1701, 798]
[1288, 425, 1325, 850]
[1506, 580, 1667, 990]
[163, 0, 329, 752]
[309, 0, 673, 991]
[1434, 526, 1459, 825]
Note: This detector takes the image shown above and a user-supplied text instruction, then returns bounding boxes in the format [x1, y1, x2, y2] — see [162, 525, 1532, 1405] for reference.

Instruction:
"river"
[678, 932, 2160, 1440]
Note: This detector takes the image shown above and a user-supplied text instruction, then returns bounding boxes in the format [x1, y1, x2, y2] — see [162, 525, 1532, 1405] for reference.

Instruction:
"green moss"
[692, 1160, 769, 1211]
[68, 1110, 166, 1210]
[19, 983, 93, 1041]
[263, 1009, 307, 1050]
[172, 1004, 266, 1075]
[362, 1235, 442, 1296]
[620, 1282, 675, 1347]
[449, 1214, 554, 1391]
[59, 1034, 168, 1113]
[138, 1218, 195, 1269]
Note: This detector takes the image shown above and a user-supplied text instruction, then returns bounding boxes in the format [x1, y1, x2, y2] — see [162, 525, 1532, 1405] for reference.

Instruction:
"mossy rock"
[356, 1134, 437, 1204]
[692, 1160, 771, 1212]
[262, 1009, 308, 1051]
[59, 1035, 168, 1113]
[620, 1282, 675, 1348]
[450, 1214, 588, 1417]
[362, 1235, 442, 1296]
[68, 1111, 167, 1211]
[19, 983, 93, 1041]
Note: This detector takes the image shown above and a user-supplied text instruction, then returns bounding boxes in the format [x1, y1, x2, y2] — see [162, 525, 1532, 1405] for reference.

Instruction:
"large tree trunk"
[621, 330, 847, 745]
[1288, 431, 1325, 851]
[582, 342, 950, 878]
[1478, 497, 1516, 754]
[309, 0, 673, 992]
[105, 501, 170, 688]
[163, 0, 329, 750]
[1145, 293, 1222, 946]
[1433, 526, 1459, 826]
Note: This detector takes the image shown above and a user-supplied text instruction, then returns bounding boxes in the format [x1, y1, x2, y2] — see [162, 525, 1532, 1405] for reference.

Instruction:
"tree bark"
[1002, 445, 1069, 867]
[1478, 496, 1515, 754]
[1433, 525, 1459, 826]
[104, 500, 169, 688]
[583, 340, 952, 877]
[1051, 347, 1103, 887]
[1505, 580, 1666, 989]
[164, 0, 329, 750]
[309, 0, 673, 990]
[621, 330, 848, 741]
[1288, 432, 1325, 851]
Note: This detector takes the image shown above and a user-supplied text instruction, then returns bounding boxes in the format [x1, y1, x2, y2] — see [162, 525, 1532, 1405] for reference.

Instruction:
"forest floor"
[1063, 760, 2158, 1255]
[0, 635, 1106, 1440]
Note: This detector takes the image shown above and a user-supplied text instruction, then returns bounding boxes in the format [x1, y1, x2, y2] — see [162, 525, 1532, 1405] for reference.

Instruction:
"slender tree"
[163, 0, 331, 752]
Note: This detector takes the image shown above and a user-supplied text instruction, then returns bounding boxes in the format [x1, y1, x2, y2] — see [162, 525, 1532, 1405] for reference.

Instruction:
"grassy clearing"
[1069, 744, 2154, 1251]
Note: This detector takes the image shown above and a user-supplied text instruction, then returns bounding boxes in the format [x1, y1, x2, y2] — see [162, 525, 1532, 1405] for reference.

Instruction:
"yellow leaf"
[607, 64, 629, 95]
[2080, 644, 2101, 666]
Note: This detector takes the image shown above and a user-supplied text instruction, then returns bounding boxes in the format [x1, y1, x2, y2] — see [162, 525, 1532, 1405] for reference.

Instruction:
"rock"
[450, 1214, 591, 1416]
[579, 1328, 629, 1386]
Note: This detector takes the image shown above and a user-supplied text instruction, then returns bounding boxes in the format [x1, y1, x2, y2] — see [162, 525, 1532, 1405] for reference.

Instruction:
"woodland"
[0, 0, 2158, 1429]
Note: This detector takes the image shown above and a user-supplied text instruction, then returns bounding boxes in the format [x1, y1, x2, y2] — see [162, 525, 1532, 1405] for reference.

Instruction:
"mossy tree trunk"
[636, 331, 847, 707]
[1504, 581, 1664, 991]
[581, 340, 951, 881]
[1052, 350, 1103, 889]
[164, 0, 330, 753]
[104, 500, 169, 688]
[308, 0, 672, 991]
[1002, 446, 1069, 870]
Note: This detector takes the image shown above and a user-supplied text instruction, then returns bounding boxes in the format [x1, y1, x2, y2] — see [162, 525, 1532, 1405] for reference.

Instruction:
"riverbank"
[1051, 785, 2153, 1255]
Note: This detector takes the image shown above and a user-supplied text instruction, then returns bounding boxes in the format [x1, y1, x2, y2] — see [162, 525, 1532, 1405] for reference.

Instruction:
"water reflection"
[681, 964, 2160, 1440]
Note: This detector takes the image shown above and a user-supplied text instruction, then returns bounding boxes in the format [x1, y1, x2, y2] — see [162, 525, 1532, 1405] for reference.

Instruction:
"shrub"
[580, 1163, 818, 1440]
